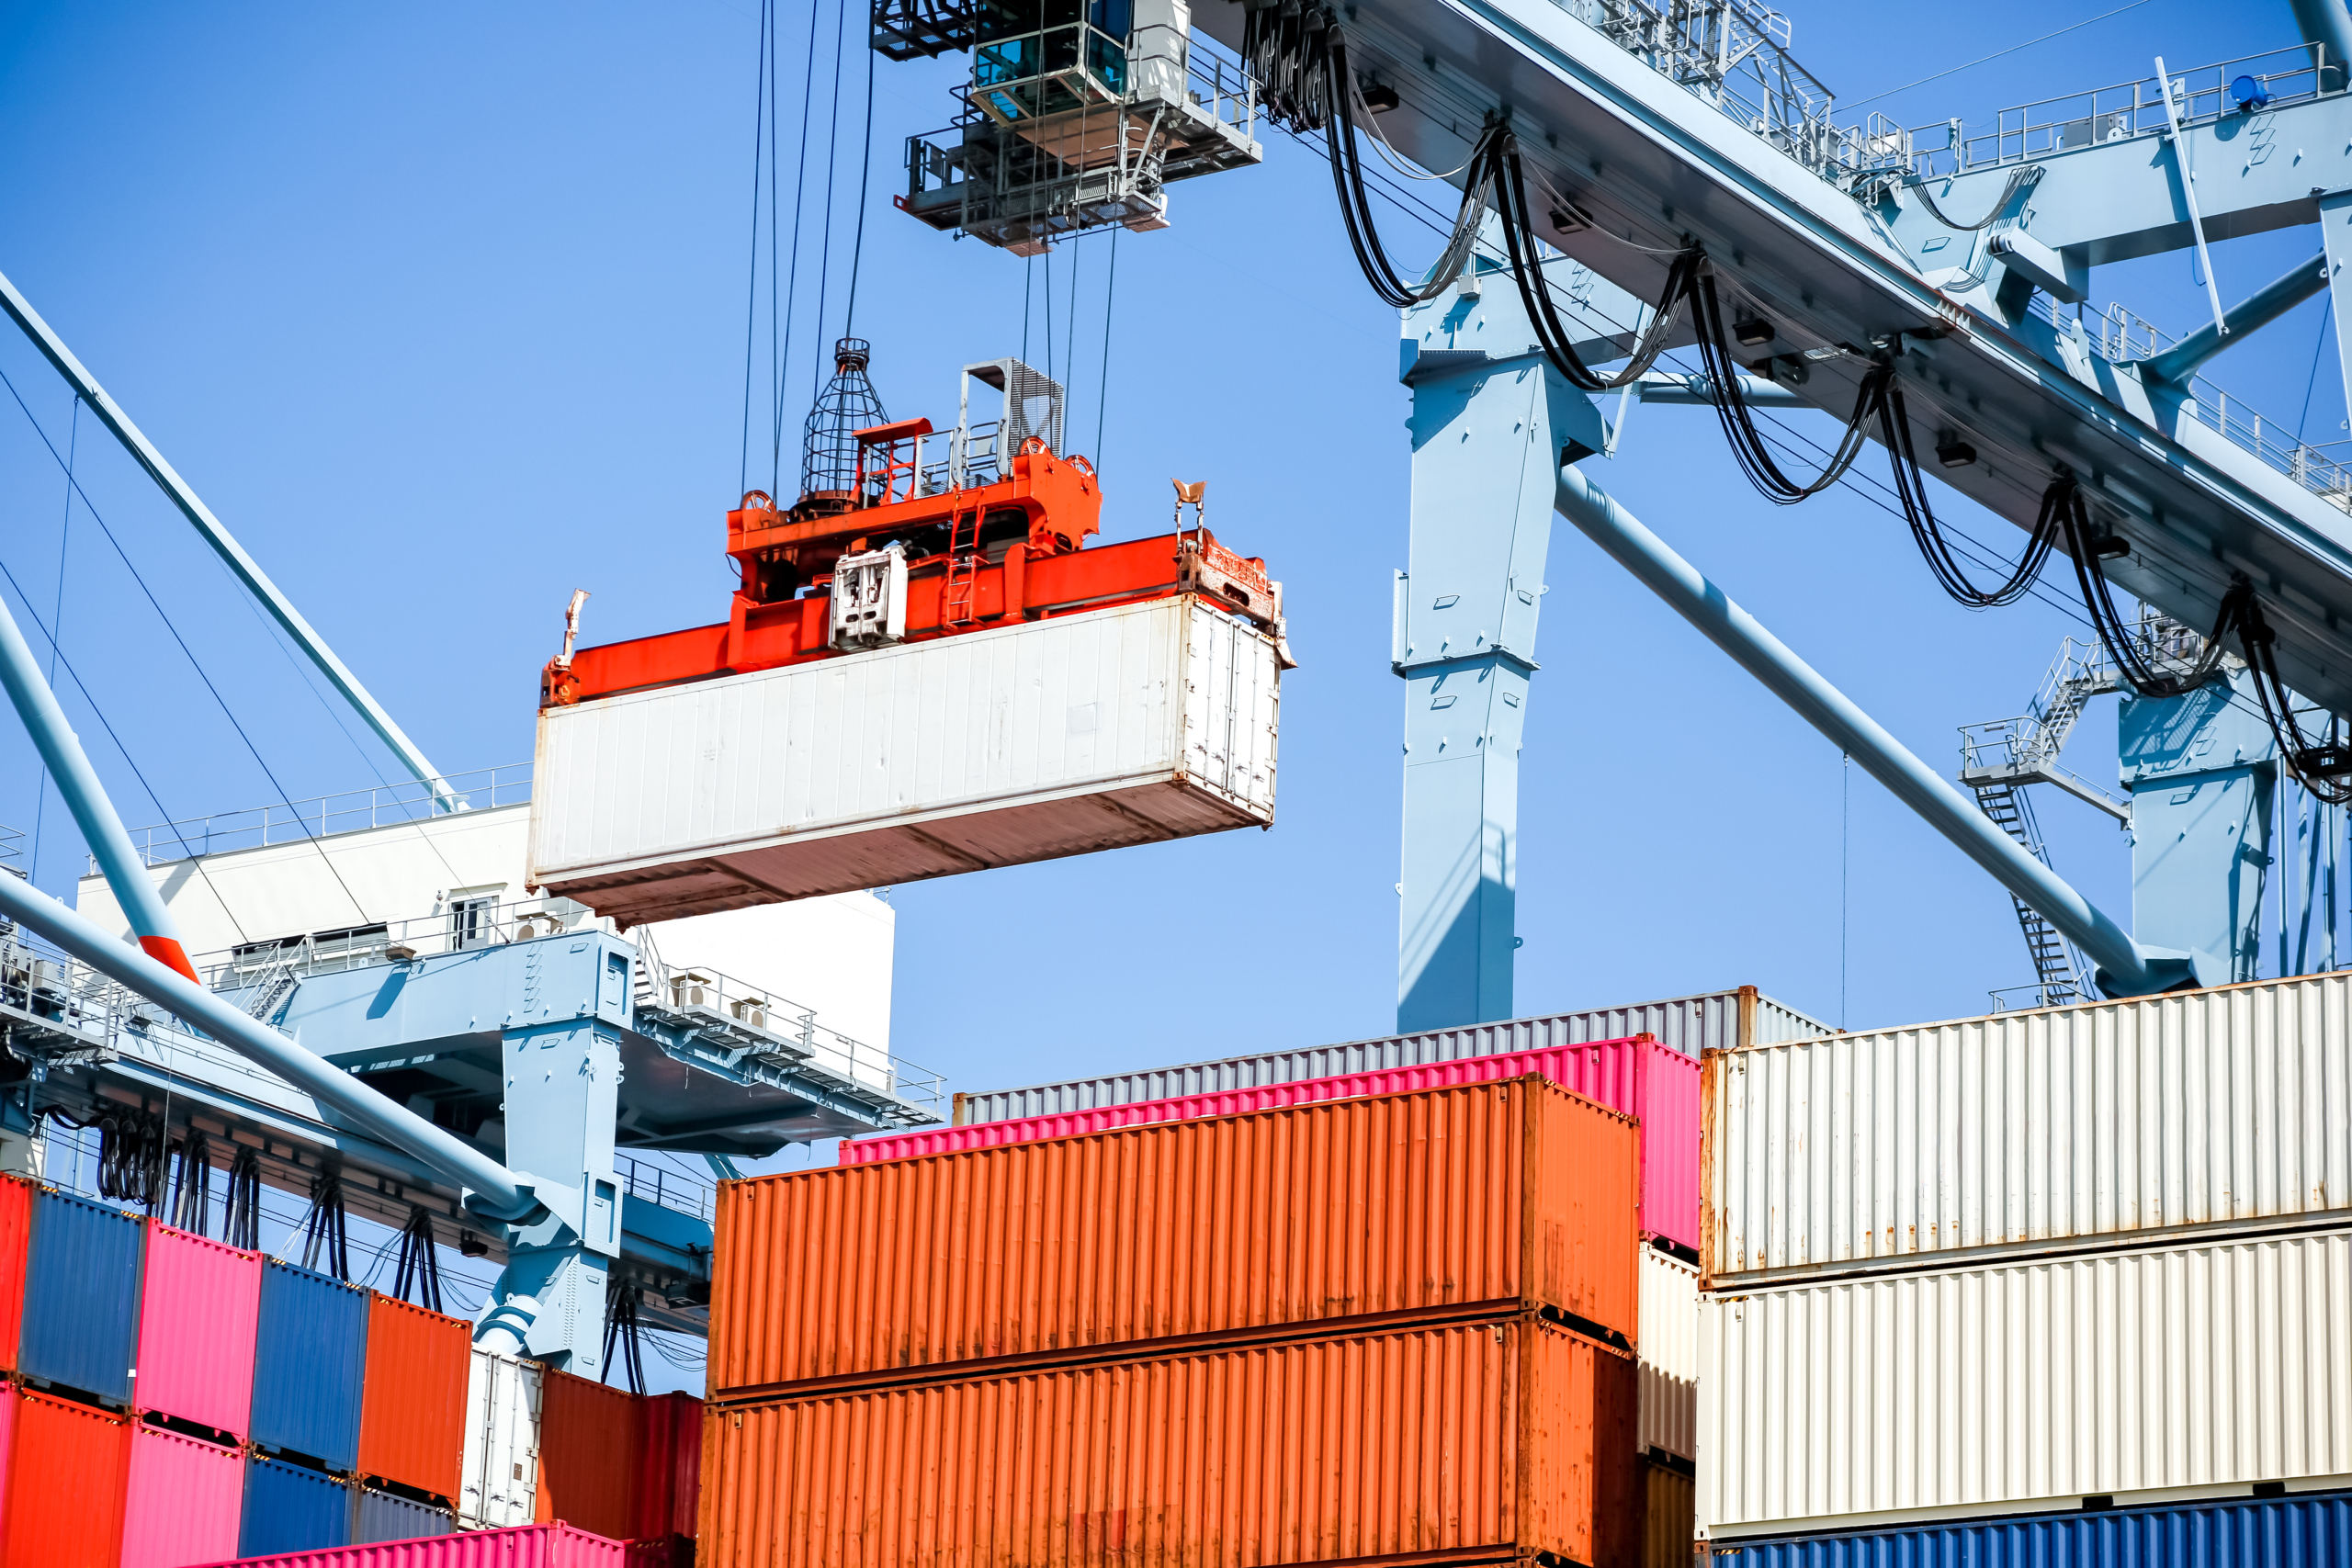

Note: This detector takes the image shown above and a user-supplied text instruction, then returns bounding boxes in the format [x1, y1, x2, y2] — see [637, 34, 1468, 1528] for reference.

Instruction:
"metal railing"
[616, 1155, 718, 1224]
[186, 893, 599, 996]
[113, 764, 533, 870]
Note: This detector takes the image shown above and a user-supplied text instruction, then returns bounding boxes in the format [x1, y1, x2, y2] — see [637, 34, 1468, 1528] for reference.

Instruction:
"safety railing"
[113, 764, 533, 870]
[616, 1155, 718, 1224]
[973, 19, 1130, 123]
[186, 893, 599, 998]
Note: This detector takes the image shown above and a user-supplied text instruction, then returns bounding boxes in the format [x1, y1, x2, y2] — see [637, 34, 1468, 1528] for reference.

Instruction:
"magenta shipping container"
[187, 1521, 630, 1568]
[120, 1423, 244, 1568]
[843, 1032, 1702, 1250]
[133, 1223, 262, 1438]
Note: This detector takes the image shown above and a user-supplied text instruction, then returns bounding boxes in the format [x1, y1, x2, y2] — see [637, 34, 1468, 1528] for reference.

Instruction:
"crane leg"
[2120, 673, 2278, 983]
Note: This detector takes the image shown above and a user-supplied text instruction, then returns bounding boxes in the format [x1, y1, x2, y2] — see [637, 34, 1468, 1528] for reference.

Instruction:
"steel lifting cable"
[1880, 378, 2059, 607]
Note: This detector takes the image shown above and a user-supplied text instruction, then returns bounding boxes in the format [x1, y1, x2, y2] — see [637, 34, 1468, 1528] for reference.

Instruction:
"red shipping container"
[633, 1391, 701, 1540]
[0, 1177, 28, 1372]
[4, 1385, 131, 1568]
[180, 1520, 630, 1568]
[0, 1381, 14, 1534]
[536, 1368, 643, 1542]
[119, 1422, 243, 1568]
[842, 1034, 1703, 1252]
[358, 1293, 470, 1501]
[132, 1223, 260, 1438]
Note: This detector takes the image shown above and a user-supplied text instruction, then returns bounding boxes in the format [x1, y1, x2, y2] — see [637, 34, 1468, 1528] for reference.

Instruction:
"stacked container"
[708, 1075, 1648, 1567]
[1698, 973, 2352, 1553]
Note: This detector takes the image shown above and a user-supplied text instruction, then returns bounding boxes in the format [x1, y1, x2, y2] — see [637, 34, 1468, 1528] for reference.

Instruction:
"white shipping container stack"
[1695, 974, 2352, 1548]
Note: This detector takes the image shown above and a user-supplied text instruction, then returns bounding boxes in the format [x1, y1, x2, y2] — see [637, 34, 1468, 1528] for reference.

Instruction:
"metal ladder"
[1970, 780, 2083, 1005]
[942, 504, 983, 627]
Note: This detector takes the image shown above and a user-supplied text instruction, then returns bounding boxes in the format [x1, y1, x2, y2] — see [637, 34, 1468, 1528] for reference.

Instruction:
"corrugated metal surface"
[190, 1521, 630, 1568]
[3, 1386, 131, 1567]
[711, 1077, 1639, 1395]
[241, 1456, 352, 1557]
[536, 1368, 641, 1541]
[1710, 1491, 2352, 1564]
[851, 1036, 1702, 1254]
[633, 1392, 701, 1540]
[22, 1189, 144, 1404]
[0, 1177, 29, 1373]
[133, 1224, 260, 1438]
[119, 1424, 243, 1568]
[1703, 974, 2352, 1286]
[957, 986, 1825, 1122]
[1638, 1245, 1698, 1463]
[531, 594, 1281, 923]
[253, 1262, 369, 1472]
[1642, 1460, 1695, 1568]
[702, 1316, 1639, 1568]
[459, 1348, 544, 1529]
[0, 1381, 13, 1531]
[358, 1294, 469, 1501]
[1699, 1226, 2352, 1538]
[355, 1485, 458, 1543]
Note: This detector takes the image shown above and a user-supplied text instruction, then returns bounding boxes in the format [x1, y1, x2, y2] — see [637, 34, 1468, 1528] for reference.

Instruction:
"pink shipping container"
[132, 1224, 261, 1438]
[844, 1032, 1703, 1252]
[185, 1520, 629, 1568]
[119, 1423, 243, 1568]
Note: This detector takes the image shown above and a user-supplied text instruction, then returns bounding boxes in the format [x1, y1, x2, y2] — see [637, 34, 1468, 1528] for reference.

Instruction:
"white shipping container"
[1704, 974, 2352, 1286]
[529, 594, 1280, 924]
[1640, 1243, 1698, 1462]
[458, 1348, 543, 1530]
[1698, 1226, 2352, 1539]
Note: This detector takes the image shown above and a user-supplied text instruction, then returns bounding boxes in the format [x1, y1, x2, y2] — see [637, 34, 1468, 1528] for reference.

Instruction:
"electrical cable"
[1689, 268, 1884, 501]
[300, 1168, 352, 1281]
[391, 1203, 446, 1312]
[1904, 164, 2042, 231]
[1879, 376, 2059, 606]
[224, 1144, 262, 1250]
[2050, 478, 2231, 699]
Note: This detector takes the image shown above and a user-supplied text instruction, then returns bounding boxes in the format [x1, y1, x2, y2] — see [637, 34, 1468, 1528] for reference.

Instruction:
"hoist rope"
[1095, 227, 1119, 466]
[808, 0, 850, 410]
[842, 26, 878, 338]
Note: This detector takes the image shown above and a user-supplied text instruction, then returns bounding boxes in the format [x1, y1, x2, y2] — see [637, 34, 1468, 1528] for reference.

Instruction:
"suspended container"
[242, 1455, 353, 1558]
[1713, 1489, 2352, 1564]
[21, 1188, 145, 1405]
[1703, 972, 2352, 1287]
[132, 1223, 261, 1439]
[252, 1261, 369, 1472]
[1637, 1244, 1697, 1464]
[849, 1033, 1701, 1253]
[529, 593, 1281, 923]
[357, 1294, 470, 1502]
[0, 1176, 30, 1372]
[1698, 1225, 2352, 1540]
[458, 1348, 545, 1530]
[3, 1385, 131, 1566]
[633, 1392, 702, 1540]
[119, 1423, 243, 1568]
[354, 1484, 458, 1544]
[955, 985, 1821, 1122]
[198, 1521, 631, 1568]
[711, 1076, 1640, 1396]
[703, 1315, 1640, 1568]
[535, 1368, 641, 1542]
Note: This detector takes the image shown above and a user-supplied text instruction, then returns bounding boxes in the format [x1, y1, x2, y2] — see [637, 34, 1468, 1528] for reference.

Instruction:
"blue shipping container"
[1713, 1492, 2352, 1565]
[241, 1455, 352, 1557]
[355, 1485, 457, 1543]
[18, 1189, 142, 1402]
[250, 1260, 368, 1472]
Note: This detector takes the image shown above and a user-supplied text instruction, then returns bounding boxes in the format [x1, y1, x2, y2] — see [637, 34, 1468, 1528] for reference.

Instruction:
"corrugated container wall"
[1713, 1490, 2352, 1565]
[535, 1367, 641, 1541]
[1703, 974, 2352, 1286]
[0, 1381, 13, 1520]
[358, 1294, 470, 1501]
[957, 985, 1823, 1122]
[133, 1224, 261, 1438]
[634, 1392, 702, 1540]
[4, 1385, 131, 1567]
[119, 1423, 243, 1568]
[849, 1037, 1702, 1256]
[1637, 1245, 1697, 1463]
[710, 1077, 1639, 1395]
[531, 594, 1281, 924]
[242, 1454, 352, 1557]
[0, 1176, 29, 1371]
[1640, 1461, 1695, 1568]
[702, 1317, 1639, 1568]
[1699, 1226, 2352, 1539]
[21, 1188, 143, 1404]
[355, 1485, 457, 1543]
[252, 1262, 369, 1472]
[459, 1348, 544, 1530]
[192, 1521, 631, 1568]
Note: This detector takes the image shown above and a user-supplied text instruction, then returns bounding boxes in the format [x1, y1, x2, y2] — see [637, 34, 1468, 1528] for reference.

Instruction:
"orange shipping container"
[0, 1177, 28, 1373]
[702, 1315, 1638, 1568]
[536, 1366, 643, 1541]
[358, 1293, 471, 1501]
[4, 1385, 130, 1567]
[709, 1076, 1639, 1395]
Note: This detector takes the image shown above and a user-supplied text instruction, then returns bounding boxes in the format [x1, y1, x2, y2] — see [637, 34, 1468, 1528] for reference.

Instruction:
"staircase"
[1970, 781, 2084, 1006]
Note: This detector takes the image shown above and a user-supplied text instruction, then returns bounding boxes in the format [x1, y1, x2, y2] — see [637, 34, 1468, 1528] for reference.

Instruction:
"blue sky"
[0, 0, 2337, 1129]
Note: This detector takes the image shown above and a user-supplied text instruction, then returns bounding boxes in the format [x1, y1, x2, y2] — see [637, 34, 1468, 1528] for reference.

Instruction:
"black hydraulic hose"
[1882, 380, 2058, 607]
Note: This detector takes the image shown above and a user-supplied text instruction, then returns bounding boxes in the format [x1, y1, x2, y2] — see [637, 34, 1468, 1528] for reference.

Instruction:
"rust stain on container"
[702, 1316, 1638, 1568]
[359, 1294, 472, 1503]
[535, 1366, 643, 1542]
[708, 1077, 1640, 1395]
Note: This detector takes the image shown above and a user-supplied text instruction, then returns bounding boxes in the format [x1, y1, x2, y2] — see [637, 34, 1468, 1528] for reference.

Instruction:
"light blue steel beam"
[2120, 674, 2278, 982]
[0, 267, 457, 810]
[1552, 464, 2181, 996]
[2143, 254, 2330, 384]
[0, 591, 197, 978]
[0, 870, 539, 1215]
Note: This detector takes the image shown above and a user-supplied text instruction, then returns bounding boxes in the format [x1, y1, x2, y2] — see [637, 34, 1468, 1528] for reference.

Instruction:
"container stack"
[708, 1069, 1666, 1567]
[1697, 973, 2352, 1559]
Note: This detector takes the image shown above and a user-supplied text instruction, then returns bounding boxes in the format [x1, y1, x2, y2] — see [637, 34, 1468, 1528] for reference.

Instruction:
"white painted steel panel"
[457, 1348, 542, 1529]
[529, 595, 1278, 923]
[1704, 975, 2352, 1286]
[1698, 1226, 2352, 1538]
[957, 987, 1825, 1122]
[1640, 1244, 1698, 1462]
